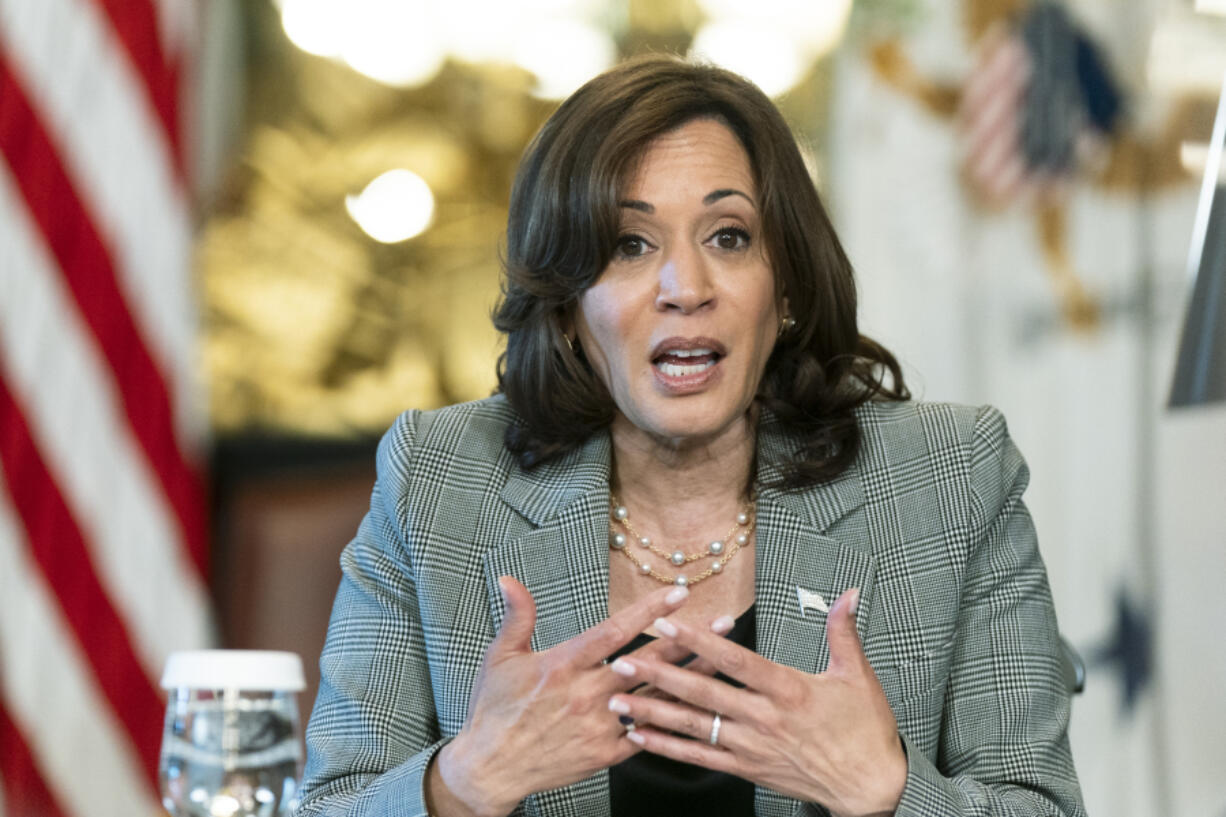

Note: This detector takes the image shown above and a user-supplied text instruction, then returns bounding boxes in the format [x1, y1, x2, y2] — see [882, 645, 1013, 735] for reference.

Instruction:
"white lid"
[160, 650, 306, 692]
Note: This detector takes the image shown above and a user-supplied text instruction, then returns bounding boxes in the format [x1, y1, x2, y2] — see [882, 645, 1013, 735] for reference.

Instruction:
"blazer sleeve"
[296, 410, 446, 817]
[894, 406, 1086, 816]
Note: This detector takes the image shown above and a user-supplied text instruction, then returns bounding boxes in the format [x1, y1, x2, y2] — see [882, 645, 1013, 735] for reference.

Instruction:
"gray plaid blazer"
[298, 395, 1085, 817]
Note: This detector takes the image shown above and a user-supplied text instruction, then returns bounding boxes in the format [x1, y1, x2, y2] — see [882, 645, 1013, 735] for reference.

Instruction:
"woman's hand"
[427, 577, 693, 817]
[605, 588, 908, 817]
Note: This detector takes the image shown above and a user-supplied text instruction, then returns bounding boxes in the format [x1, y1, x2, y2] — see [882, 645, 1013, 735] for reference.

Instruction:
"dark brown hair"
[493, 54, 908, 487]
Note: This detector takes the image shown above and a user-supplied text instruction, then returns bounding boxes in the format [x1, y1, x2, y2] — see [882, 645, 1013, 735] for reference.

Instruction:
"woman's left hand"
[606, 588, 907, 817]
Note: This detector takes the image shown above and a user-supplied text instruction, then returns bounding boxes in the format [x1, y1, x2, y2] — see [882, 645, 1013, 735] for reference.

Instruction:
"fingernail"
[847, 588, 861, 615]
[626, 729, 646, 746]
[610, 658, 636, 677]
[665, 586, 689, 605]
[608, 697, 631, 714]
[653, 617, 678, 638]
[711, 615, 735, 634]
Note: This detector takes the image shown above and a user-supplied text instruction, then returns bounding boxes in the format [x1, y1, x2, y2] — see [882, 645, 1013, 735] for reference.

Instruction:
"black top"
[607, 605, 756, 817]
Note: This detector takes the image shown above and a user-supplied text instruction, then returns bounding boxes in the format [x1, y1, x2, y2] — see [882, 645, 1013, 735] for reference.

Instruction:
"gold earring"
[778, 315, 796, 337]
[565, 334, 575, 352]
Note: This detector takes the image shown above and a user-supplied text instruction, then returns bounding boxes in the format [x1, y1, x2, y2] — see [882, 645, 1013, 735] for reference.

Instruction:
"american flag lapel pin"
[796, 586, 829, 616]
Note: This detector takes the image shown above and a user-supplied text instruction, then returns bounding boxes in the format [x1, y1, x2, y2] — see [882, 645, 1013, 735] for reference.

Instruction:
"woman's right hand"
[426, 577, 692, 817]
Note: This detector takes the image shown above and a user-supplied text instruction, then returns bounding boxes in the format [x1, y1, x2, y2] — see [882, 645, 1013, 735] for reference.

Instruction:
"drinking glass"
[159, 650, 306, 817]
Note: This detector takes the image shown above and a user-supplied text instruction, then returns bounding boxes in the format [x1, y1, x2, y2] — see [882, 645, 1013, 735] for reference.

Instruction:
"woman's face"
[574, 118, 780, 446]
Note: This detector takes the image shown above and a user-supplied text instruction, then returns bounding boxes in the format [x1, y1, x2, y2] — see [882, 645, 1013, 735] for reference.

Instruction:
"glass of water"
[159, 650, 306, 817]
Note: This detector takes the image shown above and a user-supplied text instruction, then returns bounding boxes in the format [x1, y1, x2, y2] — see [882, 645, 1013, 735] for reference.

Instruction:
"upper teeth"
[666, 348, 713, 358]
[659, 360, 714, 377]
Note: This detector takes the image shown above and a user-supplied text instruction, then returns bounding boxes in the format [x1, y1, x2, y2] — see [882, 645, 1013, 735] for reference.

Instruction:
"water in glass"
[159, 652, 304, 817]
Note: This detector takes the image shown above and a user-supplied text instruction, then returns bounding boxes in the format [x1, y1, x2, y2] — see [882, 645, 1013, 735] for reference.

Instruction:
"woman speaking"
[296, 55, 1085, 817]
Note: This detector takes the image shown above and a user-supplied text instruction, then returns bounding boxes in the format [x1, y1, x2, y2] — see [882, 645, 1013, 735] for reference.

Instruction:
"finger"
[666, 614, 735, 678]
[609, 693, 744, 751]
[609, 655, 762, 723]
[608, 646, 695, 698]
[562, 585, 689, 667]
[685, 656, 720, 678]
[636, 647, 718, 678]
[619, 662, 715, 703]
[645, 616, 787, 696]
[624, 725, 740, 776]
[824, 588, 865, 676]
[626, 635, 694, 667]
[629, 684, 677, 702]
[489, 576, 537, 657]
[611, 611, 733, 693]
[626, 610, 734, 668]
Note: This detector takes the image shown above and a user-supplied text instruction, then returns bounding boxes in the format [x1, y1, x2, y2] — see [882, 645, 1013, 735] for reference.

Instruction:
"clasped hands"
[428, 578, 907, 817]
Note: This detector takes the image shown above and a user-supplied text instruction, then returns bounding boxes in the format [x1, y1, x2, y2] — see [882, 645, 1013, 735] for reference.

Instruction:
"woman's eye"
[615, 234, 650, 257]
[710, 227, 751, 251]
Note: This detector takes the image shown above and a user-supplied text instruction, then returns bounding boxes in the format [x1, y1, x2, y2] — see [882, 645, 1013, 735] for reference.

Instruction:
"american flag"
[958, 2, 1122, 209]
[0, 1, 213, 815]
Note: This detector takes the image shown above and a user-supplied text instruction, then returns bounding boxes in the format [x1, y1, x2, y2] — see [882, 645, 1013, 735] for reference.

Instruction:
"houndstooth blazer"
[297, 395, 1085, 817]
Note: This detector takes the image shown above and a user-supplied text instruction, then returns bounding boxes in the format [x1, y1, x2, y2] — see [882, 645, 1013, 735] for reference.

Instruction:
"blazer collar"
[499, 430, 613, 528]
[752, 411, 865, 536]
[491, 430, 615, 648]
[497, 410, 868, 535]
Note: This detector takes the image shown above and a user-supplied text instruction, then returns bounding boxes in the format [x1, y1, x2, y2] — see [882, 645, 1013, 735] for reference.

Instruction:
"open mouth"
[650, 338, 727, 382]
[653, 347, 722, 377]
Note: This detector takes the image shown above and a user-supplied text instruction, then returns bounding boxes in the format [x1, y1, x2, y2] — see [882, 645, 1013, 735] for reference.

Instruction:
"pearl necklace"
[608, 494, 755, 587]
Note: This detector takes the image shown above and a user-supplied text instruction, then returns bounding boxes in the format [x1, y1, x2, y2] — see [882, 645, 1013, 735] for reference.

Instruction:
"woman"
[297, 55, 1085, 817]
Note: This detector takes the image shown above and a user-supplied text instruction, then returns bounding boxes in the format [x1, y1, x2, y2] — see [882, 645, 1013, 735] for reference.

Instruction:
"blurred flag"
[0, 1, 213, 816]
[958, 1, 1123, 208]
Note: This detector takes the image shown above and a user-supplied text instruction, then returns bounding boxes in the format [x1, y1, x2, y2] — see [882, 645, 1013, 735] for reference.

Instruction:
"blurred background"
[1, 0, 1224, 815]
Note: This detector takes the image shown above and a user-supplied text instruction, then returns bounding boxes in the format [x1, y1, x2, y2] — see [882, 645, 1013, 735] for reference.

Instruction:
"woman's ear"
[557, 312, 577, 352]
[777, 296, 796, 338]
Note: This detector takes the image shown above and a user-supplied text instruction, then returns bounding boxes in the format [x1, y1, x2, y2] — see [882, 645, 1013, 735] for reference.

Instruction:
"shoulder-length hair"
[493, 54, 908, 488]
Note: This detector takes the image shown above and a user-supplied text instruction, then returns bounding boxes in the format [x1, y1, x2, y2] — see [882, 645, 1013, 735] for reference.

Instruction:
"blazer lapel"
[486, 431, 613, 645]
[752, 420, 877, 817]
[483, 431, 614, 817]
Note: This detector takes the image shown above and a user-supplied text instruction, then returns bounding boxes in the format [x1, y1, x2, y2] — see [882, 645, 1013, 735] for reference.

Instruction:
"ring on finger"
[708, 712, 722, 746]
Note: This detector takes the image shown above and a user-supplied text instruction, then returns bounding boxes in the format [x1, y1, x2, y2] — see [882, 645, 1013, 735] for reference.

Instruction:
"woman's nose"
[654, 246, 714, 313]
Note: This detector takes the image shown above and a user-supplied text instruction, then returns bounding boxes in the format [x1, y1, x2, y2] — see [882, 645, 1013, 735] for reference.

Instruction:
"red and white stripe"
[957, 23, 1036, 208]
[0, 0, 212, 814]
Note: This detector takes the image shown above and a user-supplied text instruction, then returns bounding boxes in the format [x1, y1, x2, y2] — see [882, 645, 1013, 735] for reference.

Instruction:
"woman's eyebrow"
[617, 189, 754, 213]
[703, 188, 753, 206]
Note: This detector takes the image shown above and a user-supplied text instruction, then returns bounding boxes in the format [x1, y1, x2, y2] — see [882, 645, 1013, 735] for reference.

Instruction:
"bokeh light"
[689, 21, 806, 98]
[513, 18, 617, 99]
[340, 0, 446, 87]
[344, 169, 436, 243]
[279, 0, 346, 57]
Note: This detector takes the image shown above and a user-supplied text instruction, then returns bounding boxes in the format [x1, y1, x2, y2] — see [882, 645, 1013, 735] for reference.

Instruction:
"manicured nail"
[711, 615, 735, 634]
[626, 729, 646, 746]
[608, 697, 631, 714]
[610, 658, 636, 677]
[847, 588, 861, 615]
[666, 586, 689, 605]
[653, 617, 678, 638]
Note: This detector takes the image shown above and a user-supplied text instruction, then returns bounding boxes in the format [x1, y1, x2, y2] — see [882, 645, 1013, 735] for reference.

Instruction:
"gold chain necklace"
[608, 494, 755, 587]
